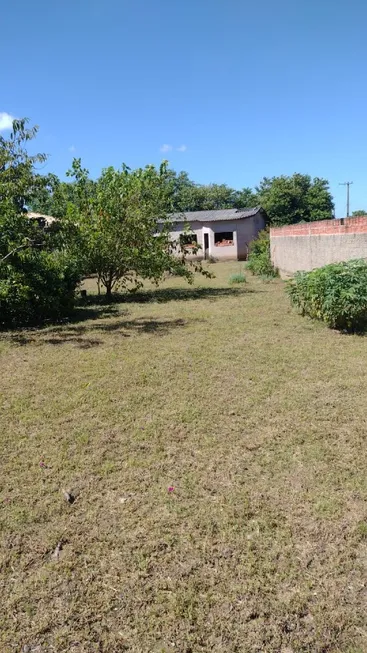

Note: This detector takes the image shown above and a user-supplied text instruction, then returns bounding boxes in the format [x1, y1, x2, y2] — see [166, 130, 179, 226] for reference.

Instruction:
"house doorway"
[204, 233, 209, 259]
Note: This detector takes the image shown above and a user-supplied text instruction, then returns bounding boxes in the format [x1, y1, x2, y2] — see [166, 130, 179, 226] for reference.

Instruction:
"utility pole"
[339, 181, 353, 217]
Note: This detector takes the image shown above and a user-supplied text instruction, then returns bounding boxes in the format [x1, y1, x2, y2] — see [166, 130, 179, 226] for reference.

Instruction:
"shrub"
[286, 259, 367, 332]
[228, 271, 247, 284]
[0, 250, 81, 328]
[247, 230, 277, 277]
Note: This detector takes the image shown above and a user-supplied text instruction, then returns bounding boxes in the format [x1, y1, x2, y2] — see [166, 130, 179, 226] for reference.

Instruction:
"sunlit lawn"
[1, 262, 366, 652]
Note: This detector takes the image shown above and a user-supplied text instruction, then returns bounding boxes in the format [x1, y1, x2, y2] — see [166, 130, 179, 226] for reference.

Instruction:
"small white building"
[169, 207, 267, 260]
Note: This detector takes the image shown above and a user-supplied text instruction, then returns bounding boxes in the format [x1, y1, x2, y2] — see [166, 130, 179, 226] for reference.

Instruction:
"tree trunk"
[105, 281, 112, 300]
[102, 271, 115, 301]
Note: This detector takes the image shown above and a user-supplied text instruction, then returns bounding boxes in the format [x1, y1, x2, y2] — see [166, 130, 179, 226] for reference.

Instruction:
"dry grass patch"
[0, 262, 366, 652]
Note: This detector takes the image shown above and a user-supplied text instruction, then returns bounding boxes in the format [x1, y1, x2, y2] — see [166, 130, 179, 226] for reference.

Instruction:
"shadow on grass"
[1, 286, 248, 347]
[81, 285, 254, 306]
[5, 316, 191, 348]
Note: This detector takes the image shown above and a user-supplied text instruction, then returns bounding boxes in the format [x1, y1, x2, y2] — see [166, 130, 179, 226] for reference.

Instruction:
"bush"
[286, 259, 367, 332]
[247, 230, 277, 277]
[0, 251, 81, 328]
[229, 271, 247, 285]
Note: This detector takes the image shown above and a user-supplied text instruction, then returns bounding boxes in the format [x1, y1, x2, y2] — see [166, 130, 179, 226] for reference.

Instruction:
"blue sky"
[1, 0, 367, 216]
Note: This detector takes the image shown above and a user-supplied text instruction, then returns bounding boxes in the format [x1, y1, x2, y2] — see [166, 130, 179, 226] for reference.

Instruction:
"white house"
[168, 207, 267, 260]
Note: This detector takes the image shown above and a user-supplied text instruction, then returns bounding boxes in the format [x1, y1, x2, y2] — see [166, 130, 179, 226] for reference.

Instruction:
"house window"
[214, 231, 234, 246]
[180, 234, 198, 248]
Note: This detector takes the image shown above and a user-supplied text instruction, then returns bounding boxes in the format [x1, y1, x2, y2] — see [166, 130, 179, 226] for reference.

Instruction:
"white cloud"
[69, 145, 76, 153]
[177, 145, 187, 152]
[0, 112, 15, 131]
[160, 144, 173, 152]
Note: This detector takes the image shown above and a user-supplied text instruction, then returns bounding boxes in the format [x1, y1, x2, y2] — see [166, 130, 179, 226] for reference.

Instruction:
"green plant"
[257, 173, 334, 226]
[286, 259, 367, 332]
[69, 160, 212, 298]
[355, 521, 367, 541]
[247, 230, 277, 277]
[0, 249, 81, 327]
[0, 119, 82, 328]
[228, 271, 247, 284]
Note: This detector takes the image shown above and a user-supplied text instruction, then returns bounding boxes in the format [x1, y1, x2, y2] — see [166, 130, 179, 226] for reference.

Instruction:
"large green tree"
[257, 173, 334, 226]
[167, 169, 258, 213]
[352, 210, 367, 217]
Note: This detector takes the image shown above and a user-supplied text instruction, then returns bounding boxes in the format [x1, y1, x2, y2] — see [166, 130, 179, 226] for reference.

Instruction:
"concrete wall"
[236, 214, 266, 259]
[170, 213, 266, 261]
[270, 217, 367, 277]
[207, 220, 238, 259]
[169, 221, 205, 260]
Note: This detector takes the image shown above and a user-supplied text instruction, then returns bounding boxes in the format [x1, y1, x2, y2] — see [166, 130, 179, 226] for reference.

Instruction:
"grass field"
[1, 262, 366, 653]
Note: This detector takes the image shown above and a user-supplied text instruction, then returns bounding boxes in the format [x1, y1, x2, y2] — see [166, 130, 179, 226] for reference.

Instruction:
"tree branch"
[0, 240, 41, 264]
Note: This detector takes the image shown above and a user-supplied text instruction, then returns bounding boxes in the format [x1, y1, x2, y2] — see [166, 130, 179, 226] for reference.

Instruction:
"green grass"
[1, 262, 367, 652]
[228, 270, 247, 285]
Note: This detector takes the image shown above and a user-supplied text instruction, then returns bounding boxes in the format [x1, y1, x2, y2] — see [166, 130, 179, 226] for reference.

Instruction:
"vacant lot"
[0, 262, 366, 653]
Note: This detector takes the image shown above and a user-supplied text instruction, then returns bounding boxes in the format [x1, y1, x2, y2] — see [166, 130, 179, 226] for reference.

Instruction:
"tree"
[69, 160, 208, 298]
[0, 119, 81, 326]
[166, 170, 258, 213]
[166, 170, 197, 212]
[167, 172, 236, 212]
[30, 173, 72, 218]
[256, 173, 334, 226]
[29, 171, 98, 219]
[182, 183, 257, 211]
[233, 187, 258, 209]
[0, 118, 47, 217]
[195, 183, 236, 210]
[1, 118, 48, 265]
[31, 166, 259, 217]
[352, 210, 367, 217]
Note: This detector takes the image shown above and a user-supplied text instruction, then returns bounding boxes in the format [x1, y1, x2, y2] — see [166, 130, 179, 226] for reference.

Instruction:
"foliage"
[257, 173, 334, 226]
[286, 259, 367, 332]
[0, 118, 47, 216]
[30, 167, 259, 217]
[0, 208, 82, 327]
[29, 173, 83, 218]
[163, 169, 258, 212]
[233, 186, 258, 209]
[0, 119, 81, 327]
[247, 230, 277, 277]
[228, 271, 247, 284]
[68, 160, 210, 297]
[352, 210, 367, 217]
[0, 250, 81, 327]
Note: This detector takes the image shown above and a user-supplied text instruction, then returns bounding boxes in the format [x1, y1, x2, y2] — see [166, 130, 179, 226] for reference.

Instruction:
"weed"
[228, 271, 247, 284]
[287, 259, 367, 332]
[355, 521, 367, 541]
[247, 229, 277, 277]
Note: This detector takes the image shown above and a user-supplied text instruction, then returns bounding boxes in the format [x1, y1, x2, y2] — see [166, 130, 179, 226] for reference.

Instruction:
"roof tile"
[169, 207, 263, 223]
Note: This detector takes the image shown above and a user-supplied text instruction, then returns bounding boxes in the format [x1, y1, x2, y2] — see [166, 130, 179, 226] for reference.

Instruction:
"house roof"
[169, 206, 263, 223]
[27, 212, 57, 226]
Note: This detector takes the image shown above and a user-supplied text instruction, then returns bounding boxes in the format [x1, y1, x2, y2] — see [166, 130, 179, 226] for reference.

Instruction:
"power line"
[339, 181, 353, 217]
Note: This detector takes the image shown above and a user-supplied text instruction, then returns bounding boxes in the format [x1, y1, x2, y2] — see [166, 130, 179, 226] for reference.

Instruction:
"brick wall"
[270, 217, 367, 277]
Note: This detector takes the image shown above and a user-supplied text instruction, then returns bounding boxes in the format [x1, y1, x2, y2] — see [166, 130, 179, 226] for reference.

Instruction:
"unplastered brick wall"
[270, 216, 367, 277]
